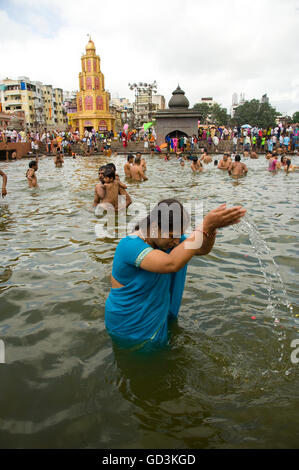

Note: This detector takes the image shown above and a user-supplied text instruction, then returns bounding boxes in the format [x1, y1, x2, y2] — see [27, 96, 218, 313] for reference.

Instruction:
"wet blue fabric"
[105, 235, 188, 350]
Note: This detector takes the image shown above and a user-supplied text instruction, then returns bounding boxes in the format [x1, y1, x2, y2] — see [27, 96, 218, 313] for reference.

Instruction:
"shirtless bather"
[130, 157, 148, 181]
[217, 153, 230, 170]
[191, 157, 203, 172]
[228, 155, 248, 177]
[26, 159, 39, 188]
[54, 152, 64, 167]
[94, 166, 132, 209]
[124, 154, 134, 178]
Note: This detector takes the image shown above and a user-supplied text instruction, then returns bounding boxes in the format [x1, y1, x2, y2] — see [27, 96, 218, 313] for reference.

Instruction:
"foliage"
[210, 103, 229, 126]
[231, 99, 279, 128]
[292, 111, 299, 123]
[193, 102, 229, 125]
[192, 102, 210, 123]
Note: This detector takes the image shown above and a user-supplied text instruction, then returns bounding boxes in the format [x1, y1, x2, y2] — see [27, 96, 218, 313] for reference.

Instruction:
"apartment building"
[0, 77, 67, 130]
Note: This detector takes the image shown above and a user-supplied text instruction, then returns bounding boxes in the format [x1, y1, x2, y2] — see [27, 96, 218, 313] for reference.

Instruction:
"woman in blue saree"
[105, 199, 246, 350]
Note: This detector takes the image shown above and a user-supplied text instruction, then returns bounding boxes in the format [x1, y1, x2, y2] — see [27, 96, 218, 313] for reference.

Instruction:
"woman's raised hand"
[202, 204, 246, 233]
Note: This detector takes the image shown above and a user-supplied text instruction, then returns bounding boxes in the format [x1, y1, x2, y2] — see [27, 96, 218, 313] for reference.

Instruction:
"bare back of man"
[103, 181, 120, 208]
[130, 159, 148, 181]
[228, 161, 248, 177]
[124, 162, 132, 178]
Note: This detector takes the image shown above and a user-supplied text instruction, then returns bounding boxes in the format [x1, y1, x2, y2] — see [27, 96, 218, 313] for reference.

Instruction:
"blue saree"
[105, 235, 188, 350]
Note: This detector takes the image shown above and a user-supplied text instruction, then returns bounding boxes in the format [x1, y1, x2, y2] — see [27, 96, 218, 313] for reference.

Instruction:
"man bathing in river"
[130, 157, 148, 181]
[218, 153, 230, 170]
[136, 152, 147, 172]
[26, 159, 39, 188]
[124, 154, 134, 178]
[0, 170, 7, 197]
[54, 152, 64, 167]
[94, 166, 132, 210]
[200, 149, 212, 164]
[191, 156, 203, 173]
[228, 155, 248, 177]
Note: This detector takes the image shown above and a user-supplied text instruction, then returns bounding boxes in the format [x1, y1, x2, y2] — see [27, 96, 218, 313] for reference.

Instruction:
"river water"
[0, 154, 298, 449]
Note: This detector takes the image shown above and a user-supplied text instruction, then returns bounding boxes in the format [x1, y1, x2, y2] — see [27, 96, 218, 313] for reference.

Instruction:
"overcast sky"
[1, 0, 299, 115]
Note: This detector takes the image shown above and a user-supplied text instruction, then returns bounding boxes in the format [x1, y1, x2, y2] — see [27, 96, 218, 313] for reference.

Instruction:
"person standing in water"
[285, 159, 299, 173]
[200, 149, 212, 164]
[228, 155, 248, 177]
[124, 154, 134, 178]
[0, 170, 7, 197]
[26, 159, 39, 188]
[136, 152, 147, 172]
[105, 199, 246, 350]
[268, 154, 278, 173]
[54, 152, 64, 167]
[130, 156, 148, 181]
[93, 166, 132, 210]
[191, 157, 203, 172]
[217, 153, 230, 170]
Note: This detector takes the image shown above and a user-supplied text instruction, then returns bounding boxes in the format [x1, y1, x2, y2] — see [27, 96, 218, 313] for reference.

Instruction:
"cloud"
[0, 0, 299, 114]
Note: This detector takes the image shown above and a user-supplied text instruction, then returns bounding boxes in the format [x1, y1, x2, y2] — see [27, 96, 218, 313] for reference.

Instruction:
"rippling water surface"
[0, 154, 298, 449]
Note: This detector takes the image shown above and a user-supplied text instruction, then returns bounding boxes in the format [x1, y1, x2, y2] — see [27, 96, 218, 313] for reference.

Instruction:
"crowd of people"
[1, 123, 299, 162]
[162, 124, 299, 155]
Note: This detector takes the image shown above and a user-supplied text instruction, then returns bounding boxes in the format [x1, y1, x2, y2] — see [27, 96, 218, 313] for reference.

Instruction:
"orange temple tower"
[73, 38, 115, 136]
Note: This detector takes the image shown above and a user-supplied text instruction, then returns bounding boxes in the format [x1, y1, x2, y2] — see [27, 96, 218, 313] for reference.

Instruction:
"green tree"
[210, 103, 229, 125]
[292, 111, 299, 123]
[232, 99, 278, 128]
[192, 102, 210, 123]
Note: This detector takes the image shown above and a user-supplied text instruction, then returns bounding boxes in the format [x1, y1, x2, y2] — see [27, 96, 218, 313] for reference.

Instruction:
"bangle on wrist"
[194, 227, 217, 239]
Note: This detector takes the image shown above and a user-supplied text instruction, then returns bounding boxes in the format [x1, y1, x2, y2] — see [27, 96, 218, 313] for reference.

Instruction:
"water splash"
[233, 214, 294, 365]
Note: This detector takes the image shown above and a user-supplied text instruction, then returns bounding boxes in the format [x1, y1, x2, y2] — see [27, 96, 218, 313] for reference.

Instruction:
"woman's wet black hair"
[135, 199, 190, 238]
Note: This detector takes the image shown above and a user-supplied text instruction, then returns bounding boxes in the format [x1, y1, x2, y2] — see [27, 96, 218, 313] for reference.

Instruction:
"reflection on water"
[0, 155, 298, 449]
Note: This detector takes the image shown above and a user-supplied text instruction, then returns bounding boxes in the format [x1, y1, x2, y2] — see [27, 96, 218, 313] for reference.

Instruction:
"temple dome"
[86, 38, 96, 52]
[168, 85, 189, 109]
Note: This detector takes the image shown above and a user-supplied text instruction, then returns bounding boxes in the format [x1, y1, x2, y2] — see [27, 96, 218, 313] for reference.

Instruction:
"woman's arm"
[140, 205, 246, 274]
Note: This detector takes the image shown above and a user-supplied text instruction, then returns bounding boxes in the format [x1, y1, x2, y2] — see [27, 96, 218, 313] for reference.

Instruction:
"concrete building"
[0, 77, 67, 130]
[230, 92, 246, 117]
[42, 84, 67, 130]
[154, 85, 201, 145]
[111, 96, 135, 131]
[201, 97, 214, 107]
[133, 92, 165, 126]
[152, 95, 166, 111]
[261, 93, 269, 104]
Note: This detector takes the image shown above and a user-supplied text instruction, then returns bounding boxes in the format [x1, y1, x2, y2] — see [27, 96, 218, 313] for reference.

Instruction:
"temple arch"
[165, 130, 188, 140]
